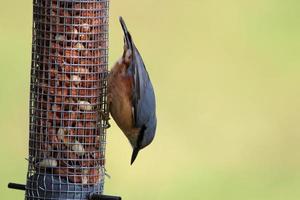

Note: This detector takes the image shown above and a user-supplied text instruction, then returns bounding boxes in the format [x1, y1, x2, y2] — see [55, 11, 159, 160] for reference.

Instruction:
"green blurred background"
[1, 0, 300, 199]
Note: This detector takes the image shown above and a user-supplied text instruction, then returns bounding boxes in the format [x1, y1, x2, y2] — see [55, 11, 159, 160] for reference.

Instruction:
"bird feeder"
[8, 0, 120, 199]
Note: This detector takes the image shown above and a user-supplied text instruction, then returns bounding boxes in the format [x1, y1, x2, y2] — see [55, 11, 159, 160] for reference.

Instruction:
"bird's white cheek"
[125, 49, 132, 63]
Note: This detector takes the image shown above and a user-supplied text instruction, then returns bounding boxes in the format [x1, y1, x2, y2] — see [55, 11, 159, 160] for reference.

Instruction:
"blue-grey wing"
[131, 47, 156, 128]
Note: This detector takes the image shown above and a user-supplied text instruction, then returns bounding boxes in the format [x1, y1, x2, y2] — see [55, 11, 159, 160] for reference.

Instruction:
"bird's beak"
[131, 147, 140, 165]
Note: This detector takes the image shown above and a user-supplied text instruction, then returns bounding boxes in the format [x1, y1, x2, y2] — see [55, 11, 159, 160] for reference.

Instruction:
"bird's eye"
[137, 125, 146, 147]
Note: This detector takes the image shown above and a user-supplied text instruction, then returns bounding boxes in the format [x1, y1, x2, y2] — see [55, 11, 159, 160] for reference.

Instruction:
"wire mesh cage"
[25, 0, 109, 199]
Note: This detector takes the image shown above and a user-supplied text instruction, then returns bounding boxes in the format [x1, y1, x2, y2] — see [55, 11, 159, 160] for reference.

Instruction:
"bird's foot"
[99, 111, 111, 129]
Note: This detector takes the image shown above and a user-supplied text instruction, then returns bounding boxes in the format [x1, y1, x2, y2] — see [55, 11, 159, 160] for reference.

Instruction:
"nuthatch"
[108, 17, 157, 164]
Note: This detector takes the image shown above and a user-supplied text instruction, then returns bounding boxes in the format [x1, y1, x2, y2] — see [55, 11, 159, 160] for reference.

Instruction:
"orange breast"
[109, 70, 140, 145]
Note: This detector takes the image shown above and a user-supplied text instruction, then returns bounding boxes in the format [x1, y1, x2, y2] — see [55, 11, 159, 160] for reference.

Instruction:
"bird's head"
[131, 114, 157, 165]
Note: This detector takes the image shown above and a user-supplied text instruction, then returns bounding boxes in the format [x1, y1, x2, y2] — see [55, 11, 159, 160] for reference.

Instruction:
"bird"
[108, 17, 157, 164]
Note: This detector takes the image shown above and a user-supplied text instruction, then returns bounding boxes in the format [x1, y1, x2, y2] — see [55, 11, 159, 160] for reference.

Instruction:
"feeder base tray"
[9, 174, 121, 200]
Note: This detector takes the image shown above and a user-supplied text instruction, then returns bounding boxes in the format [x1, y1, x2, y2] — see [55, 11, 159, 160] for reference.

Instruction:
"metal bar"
[89, 194, 121, 200]
[8, 183, 26, 191]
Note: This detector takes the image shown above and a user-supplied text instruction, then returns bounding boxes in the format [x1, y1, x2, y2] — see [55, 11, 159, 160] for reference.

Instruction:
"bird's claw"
[99, 110, 111, 129]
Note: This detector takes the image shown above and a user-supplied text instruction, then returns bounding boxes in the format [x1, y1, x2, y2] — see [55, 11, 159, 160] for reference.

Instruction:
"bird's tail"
[119, 16, 133, 50]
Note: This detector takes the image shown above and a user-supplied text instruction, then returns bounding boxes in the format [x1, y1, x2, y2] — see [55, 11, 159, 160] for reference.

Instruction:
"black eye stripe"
[137, 125, 146, 147]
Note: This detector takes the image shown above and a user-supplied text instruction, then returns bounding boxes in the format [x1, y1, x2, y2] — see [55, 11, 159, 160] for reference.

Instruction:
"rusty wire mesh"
[26, 0, 109, 199]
